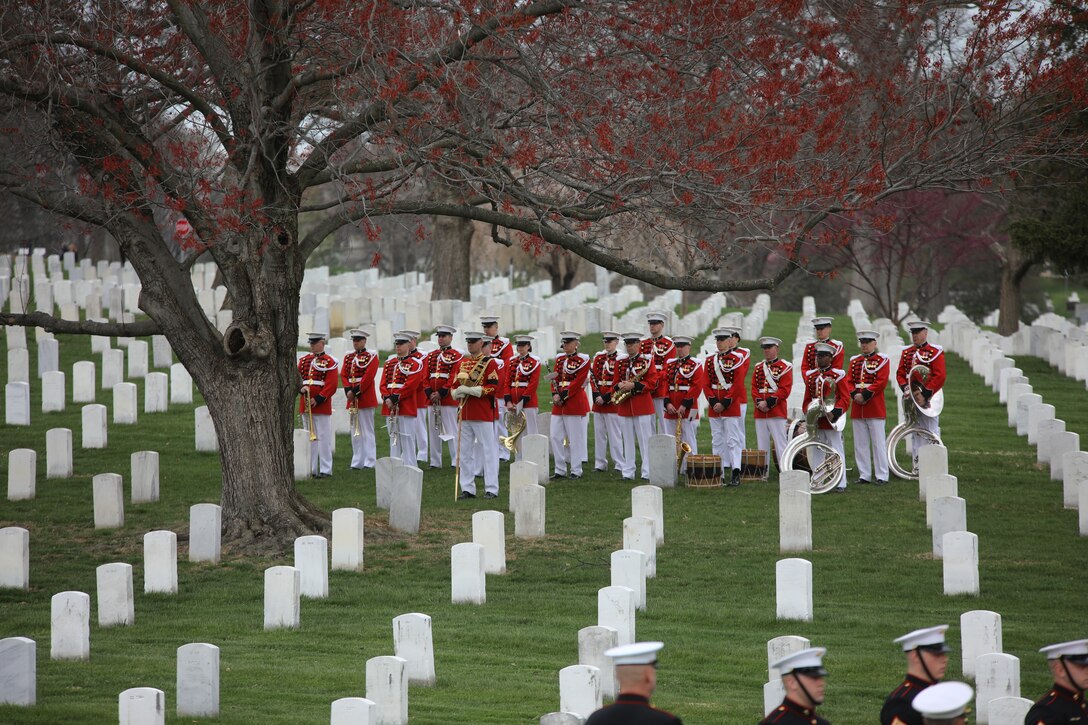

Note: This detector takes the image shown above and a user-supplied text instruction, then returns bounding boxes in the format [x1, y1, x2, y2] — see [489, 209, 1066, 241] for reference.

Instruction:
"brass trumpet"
[306, 395, 317, 441]
[387, 402, 400, 448]
[349, 402, 361, 438]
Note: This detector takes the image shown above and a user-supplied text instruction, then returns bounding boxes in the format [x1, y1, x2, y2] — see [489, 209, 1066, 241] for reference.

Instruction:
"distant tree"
[0, 1, 1084, 551]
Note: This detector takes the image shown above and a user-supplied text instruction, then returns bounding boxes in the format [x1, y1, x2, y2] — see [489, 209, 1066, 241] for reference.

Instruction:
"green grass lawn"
[1, 312, 1085, 724]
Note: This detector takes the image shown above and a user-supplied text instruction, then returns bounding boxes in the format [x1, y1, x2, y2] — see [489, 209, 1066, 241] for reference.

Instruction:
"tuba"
[886, 364, 944, 479]
[781, 374, 844, 494]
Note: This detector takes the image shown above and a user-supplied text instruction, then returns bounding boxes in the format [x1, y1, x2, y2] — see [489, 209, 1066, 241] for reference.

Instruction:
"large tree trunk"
[997, 242, 1033, 335]
[430, 216, 473, 301]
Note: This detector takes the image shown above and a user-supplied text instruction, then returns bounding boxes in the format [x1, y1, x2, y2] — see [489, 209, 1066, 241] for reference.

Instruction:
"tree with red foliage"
[0, 0, 1084, 550]
[814, 191, 1005, 324]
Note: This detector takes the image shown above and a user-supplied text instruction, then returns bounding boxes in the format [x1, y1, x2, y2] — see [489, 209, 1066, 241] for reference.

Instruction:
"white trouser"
[387, 416, 417, 464]
[551, 414, 587, 476]
[349, 407, 377, 468]
[710, 409, 747, 471]
[909, 414, 942, 463]
[459, 419, 499, 495]
[415, 409, 429, 462]
[812, 428, 848, 489]
[304, 414, 333, 475]
[512, 407, 540, 460]
[495, 400, 511, 461]
[653, 397, 666, 435]
[593, 412, 624, 471]
[755, 417, 788, 469]
[853, 417, 889, 482]
[620, 415, 653, 479]
[428, 405, 459, 467]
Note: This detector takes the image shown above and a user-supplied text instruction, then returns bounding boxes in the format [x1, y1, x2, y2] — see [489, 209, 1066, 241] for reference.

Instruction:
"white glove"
[516, 400, 524, 413]
[465, 385, 483, 398]
[451, 387, 467, 401]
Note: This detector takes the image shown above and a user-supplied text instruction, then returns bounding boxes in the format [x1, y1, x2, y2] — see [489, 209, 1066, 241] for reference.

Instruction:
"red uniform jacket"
[848, 352, 890, 419]
[409, 348, 428, 411]
[298, 352, 338, 415]
[505, 354, 542, 408]
[703, 347, 750, 418]
[640, 335, 676, 399]
[449, 354, 500, 422]
[616, 353, 658, 417]
[895, 342, 946, 399]
[490, 336, 514, 400]
[800, 338, 845, 378]
[425, 346, 464, 408]
[341, 349, 379, 409]
[379, 354, 424, 417]
[802, 367, 851, 430]
[551, 352, 591, 416]
[750, 357, 793, 419]
[663, 355, 703, 419]
[590, 350, 622, 414]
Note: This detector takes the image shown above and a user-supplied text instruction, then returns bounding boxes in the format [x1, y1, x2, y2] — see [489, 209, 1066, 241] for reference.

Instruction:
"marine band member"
[451, 331, 502, 499]
[640, 310, 676, 435]
[895, 320, 946, 459]
[505, 335, 542, 455]
[585, 641, 683, 725]
[341, 328, 379, 470]
[617, 331, 658, 481]
[663, 336, 701, 470]
[549, 331, 590, 479]
[801, 316, 845, 378]
[298, 331, 339, 478]
[761, 647, 831, 725]
[591, 331, 625, 473]
[703, 326, 749, 487]
[380, 331, 424, 462]
[424, 325, 463, 468]
[751, 336, 792, 471]
[881, 625, 952, 725]
[802, 342, 851, 492]
[401, 329, 429, 466]
[1025, 638, 1088, 724]
[849, 330, 891, 486]
[482, 315, 514, 462]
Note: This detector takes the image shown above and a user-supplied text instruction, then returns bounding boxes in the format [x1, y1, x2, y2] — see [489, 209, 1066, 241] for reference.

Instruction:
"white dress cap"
[392, 333, 412, 344]
[645, 310, 668, 323]
[912, 681, 973, 719]
[1040, 638, 1088, 660]
[435, 325, 456, 336]
[759, 336, 782, 347]
[907, 320, 932, 332]
[894, 625, 950, 652]
[811, 316, 834, 327]
[346, 329, 369, 339]
[604, 641, 664, 666]
[601, 331, 621, 339]
[514, 335, 534, 344]
[621, 331, 644, 342]
[673, 335, 693, 345]
[856, 329, 879, 341]
[479, 315, 500, 325]
[397, 329, 421, 339]
[814, 342, 837, 355]
[463, 331, 485, 341]
[559, 331, 582, 341]
[770, 647, 827, 676]
[307, 331, 328, 341]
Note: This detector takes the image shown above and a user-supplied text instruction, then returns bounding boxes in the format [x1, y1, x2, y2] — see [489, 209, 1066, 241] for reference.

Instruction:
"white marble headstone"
[189, 504, 221, 564]
[96, 562, 134, 627]
[131, 451, 159, 503]
[779, 490, 812, 552]
[917, 445, 948, 500]
[521, 434, 550, 485]
[559, 664, 601, 722]
[1036, 419, 1066, 465]
[375, 456, 400, 510]
[578, 626, 618, 700]
[924, 474, 959, 528]
[976, 652, 1020, 725]
[1049, 432, 1079, 481]
[0, 527, 30, 590]
[263, 566, 300, 630]
[631, 485, 664, 544]
[961, 610, 1003, 679]
[195, 406, 217, 452]
[364, 655, 408, 725]
[50, 591, 90, 661]
[144, 372, 168, 413]
[931, 496, 967, 559]
[597, 585, 636, 646]
[169, 363, 193, 404]
[0, 636, 35, 706]
[451, 542, 486, 605]
[943, 531, 979, 595]
[41, 370, 65, 412]
[622, 516, 656, 578]
[393, 613, 436, 686]
[46, 428, 73, 479]
[647, 434, 677, 488]
[776, 558, 813, 621]
[515, 483, 546, 538]
[1063, 450, 1088, 510]
[389, 466, 423, 534]
[93, 473, 124, 529]
[82, 403, 108, 449]
[294, 535, 329, 599]
[144, 531, 178, 594]
[987, 696, 1032, 725]
[176, 643, 220, 717]
[331, 507, 365, 572]
[127, 340, 149, 379]
[472, 511, 506, 575]
[119, 686, 165, 725]
[5, 382, 30, 426]
[73, 360, 96, 403]
[7, 448, 36, 501]
[610, 549, 647, 611]
[331, 697, 376, 724]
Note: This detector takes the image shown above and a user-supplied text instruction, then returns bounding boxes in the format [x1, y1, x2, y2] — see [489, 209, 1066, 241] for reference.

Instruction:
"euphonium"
[886, 364, 944, 480]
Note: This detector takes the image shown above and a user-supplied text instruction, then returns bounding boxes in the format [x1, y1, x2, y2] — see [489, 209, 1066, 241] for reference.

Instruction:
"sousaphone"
[886, 364, 944, 479]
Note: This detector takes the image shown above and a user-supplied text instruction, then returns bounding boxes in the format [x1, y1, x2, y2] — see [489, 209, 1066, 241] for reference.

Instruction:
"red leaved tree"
[0, 0, 1084, 550]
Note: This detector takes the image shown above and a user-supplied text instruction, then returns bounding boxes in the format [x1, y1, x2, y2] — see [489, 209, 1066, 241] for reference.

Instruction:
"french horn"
[499, 405, 528, 452]
[886, 364, 943, 479]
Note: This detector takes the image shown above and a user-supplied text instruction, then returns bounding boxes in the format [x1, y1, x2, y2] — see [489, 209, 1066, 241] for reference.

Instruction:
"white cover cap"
[346, 329, 369, 339]
[604, 641, 664, 666]
[1040, 638, 1088, 661]
[480, 315, 500, 325]
[856, 329, 879, 341]
[435, 325, 456, 336]
[392, 332, 412, 344]
[812, 316, 834, 327]
[770, 647, 827, 676]
[621, 331, 643, 342]
[601, 331, 621, 339]
[894, 625, 950, 652]
[463, 330, 486, 341]
[815, 342, 837, 355]
[514, 335, 534, 344]
[912, 681, 973, 719]
[397, 329, 421, 339]
[907, 319, 932, 332]
[645, 310, 668, 323]
[759, 336, 782, 347]
[306, 331, 328, 341]
[673, 335, 693, 345]
[559, 331, 582, 341]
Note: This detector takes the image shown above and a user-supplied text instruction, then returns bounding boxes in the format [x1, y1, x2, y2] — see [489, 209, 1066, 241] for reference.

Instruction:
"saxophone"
[612, 355, 650, 405]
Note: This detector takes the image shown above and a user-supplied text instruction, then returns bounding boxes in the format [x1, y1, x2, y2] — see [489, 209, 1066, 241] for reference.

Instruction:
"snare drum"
[685, 454, 723, 488]
[740, 449, 769, 481]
